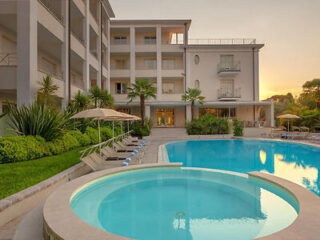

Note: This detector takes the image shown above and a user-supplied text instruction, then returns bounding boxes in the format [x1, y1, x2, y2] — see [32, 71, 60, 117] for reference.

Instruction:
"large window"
[162, 83, 175, 94]
[114, 36, 127, 45]
[156, 108, 175, 126]
[115, 82, 128, 94]
[115, 59, 128, 69]
[200, 108, 236, 118]
[144, 59, 156, 69]
[144, 36, 156, 44]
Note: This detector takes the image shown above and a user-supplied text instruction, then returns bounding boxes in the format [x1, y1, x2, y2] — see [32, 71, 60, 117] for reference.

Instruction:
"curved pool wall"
[165, 139, 320, 197]
[43, 164, 320, 240]
[70, 167, 298, 240]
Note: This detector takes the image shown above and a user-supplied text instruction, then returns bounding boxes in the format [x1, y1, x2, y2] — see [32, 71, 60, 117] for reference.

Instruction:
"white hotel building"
[0, 0, 274, 129]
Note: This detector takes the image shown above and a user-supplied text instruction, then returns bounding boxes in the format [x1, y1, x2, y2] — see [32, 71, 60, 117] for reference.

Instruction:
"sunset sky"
[109, 0, 320, 100]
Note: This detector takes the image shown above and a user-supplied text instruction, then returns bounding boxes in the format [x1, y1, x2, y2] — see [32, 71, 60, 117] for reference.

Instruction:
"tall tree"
[71, 90, 90, 112]
[100, 89, 114, 108]
[182, 88, 205, 120]
[299, 79, 320, 109]
[127, 78, 156, 126]
[37, 75, 58, 106]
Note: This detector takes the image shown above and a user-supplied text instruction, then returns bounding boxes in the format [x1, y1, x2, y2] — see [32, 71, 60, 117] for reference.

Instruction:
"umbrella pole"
[98, 120, 101, 155]
[288, 120, 289, 132]
[127, 121, 129, 134]
[112, 120, 115, 147]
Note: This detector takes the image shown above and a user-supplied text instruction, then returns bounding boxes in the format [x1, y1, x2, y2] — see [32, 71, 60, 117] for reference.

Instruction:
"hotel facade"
[0, 0, 274, 129]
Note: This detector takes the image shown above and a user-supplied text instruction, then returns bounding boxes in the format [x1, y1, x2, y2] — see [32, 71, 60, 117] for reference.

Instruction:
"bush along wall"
[0, 126, 122, 164]
[233, 119, 244, 137]
[186, 114, 229, 135]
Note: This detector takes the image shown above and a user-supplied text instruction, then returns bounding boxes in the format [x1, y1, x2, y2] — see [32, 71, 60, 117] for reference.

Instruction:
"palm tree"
[127, 78, 156, 126]
[100, 89, 114, 108]
[89, 86, 101, 108]
[72, 90, 90, 112]
[182, 88, 205, 120]
[37, 75, 58, 106]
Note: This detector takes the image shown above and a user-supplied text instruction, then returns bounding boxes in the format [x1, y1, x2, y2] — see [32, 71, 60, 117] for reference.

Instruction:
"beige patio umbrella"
[117, 112, 141, 133]
[277, 114, 300, 131]
[71, 108, 127, 152]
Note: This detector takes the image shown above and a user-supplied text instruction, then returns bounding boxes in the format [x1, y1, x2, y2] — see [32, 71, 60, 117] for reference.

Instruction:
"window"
[116, 82, 128, 94]
[162, 83, 175, 94]
[200, 107, 236, 118]
[220, 55, 234, 69]
[117, 108, 130, 114]
[144, 59, 156, 69]
[162, 59, 175, 70]
[144, 36, 156, 44]
[114, 36, 127, 45]
[220, 79, 234, 96]
[194, 55, 200, 64]
[115, 59, 128, 69]
[194, 80, 200, 89]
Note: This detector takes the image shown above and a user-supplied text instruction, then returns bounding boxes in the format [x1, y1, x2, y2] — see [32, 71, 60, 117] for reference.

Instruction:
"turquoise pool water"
[166, 140, 320, 197]
[71, 168, 298, 240]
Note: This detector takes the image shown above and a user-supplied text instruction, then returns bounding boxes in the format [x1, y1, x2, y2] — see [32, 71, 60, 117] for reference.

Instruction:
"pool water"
[166, 140, 320, 197]
[71, 168, 298, 240]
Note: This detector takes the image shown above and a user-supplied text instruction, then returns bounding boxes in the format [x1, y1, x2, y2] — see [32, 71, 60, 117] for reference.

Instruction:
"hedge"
[186, 114, 230, 135]
[0, 126, 122, 164]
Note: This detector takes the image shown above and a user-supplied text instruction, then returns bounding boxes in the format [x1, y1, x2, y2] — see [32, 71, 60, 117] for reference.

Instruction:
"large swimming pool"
[166, 139, 320, 197]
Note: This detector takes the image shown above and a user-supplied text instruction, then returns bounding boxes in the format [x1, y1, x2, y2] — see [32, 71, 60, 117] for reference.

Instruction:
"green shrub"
[233, 119, 244, 136]
[0, 135, 50, 163]
[186, 114, 229, 135]
[68, 130, 91, 146]
[131, 118, 152, 137]
[100, 127, 114, 141]
[85, 127, 99, 144]
[5, 101, 68, 141]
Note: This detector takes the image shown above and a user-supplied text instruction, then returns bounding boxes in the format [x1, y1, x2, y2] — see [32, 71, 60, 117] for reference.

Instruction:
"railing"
[0, 53, 17, 66]
[162, 62, 184, 70]
[38, 0, 63, 24]
[188, 38, 256, 45]
[80, 131, 132, 159]
[136, 64, 157, 70]
[71, 30, 85, 45]
[161, 39, 184, 45]
[38, 63, 63, 80]
[136, 39, 157, 45]
[110, 39, 129, 45]
[218, 88, 241, 99]
[217, 61, 241, 73]
[110, 65, 130, 70]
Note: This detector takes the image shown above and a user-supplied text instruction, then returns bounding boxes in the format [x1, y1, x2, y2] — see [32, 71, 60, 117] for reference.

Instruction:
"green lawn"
[0, 147, 85, 199]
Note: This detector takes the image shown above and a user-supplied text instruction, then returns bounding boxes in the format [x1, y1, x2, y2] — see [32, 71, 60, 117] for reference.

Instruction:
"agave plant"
[5, 101, 68, 141]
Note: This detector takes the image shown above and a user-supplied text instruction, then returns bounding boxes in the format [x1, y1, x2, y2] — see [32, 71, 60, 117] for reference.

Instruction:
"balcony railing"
[136, 64, 157, 70]
[0, 53, 17, 66]
[188, 38, 256, 45]
[162, 62, 183, 70]
[217, 88, 241, 99]
[71, 30, 85, 45]
[110, 39, 129, 45]
[111, 65, 130, 70]
[136, 39, 156, 45]
[38, 0, 63, 24]
[217, 61, 241, 73]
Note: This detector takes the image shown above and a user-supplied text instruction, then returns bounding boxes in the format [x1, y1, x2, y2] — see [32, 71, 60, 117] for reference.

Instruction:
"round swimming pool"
[70, 168, 298, 240]
[165, 140, 320, 197]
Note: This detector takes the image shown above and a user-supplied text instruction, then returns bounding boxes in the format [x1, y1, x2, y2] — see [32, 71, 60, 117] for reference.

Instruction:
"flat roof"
[111, 19, 192, 29]
[186, 44, 265, 50]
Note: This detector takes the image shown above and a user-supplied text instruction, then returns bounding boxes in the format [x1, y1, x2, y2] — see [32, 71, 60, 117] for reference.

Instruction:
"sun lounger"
[122, 138, 139, 146]
[114, 142, 137, 152]
[101, 146, 131, 159]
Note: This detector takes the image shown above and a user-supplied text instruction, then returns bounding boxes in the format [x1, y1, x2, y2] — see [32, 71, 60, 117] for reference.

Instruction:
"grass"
[0, 147, 85, 199]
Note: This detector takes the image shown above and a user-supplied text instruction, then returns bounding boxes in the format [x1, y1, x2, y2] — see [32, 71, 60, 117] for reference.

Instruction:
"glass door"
[156, 108, 175, 127]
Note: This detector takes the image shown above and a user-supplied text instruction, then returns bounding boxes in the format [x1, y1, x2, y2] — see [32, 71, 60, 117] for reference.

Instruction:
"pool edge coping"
[43, 163, 320, 240]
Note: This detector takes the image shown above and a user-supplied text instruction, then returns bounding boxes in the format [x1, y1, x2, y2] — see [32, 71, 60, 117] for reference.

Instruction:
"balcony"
[110, 65, 130, 78]
[0, 53, 17, 66]
[217, 88, 241, 101]
[162, 62, 184, 77]
[38, 0, 63, 25]
[217, 62, 241, 76]
[188, 38, 256, 45]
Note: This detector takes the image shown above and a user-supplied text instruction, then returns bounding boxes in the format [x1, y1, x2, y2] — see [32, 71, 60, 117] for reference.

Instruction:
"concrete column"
[61, 0, 69, 108]
[270, 101, 275, 127]
[130, 26, 135, 85]
[186, 105, 192, 122]
[156, 25, 162, 99]
[17, 0, 37, 107]
[253, 49, 260, 101]
[106, 19, 111, 92]
[145, 105, 150, 119]
[185, 51, 191, 89]
[96, 2, 102, 88]
[83, 0, 90, 92]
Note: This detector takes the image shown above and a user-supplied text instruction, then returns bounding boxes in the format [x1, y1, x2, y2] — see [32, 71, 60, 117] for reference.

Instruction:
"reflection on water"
[166, 140, 320, 197]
